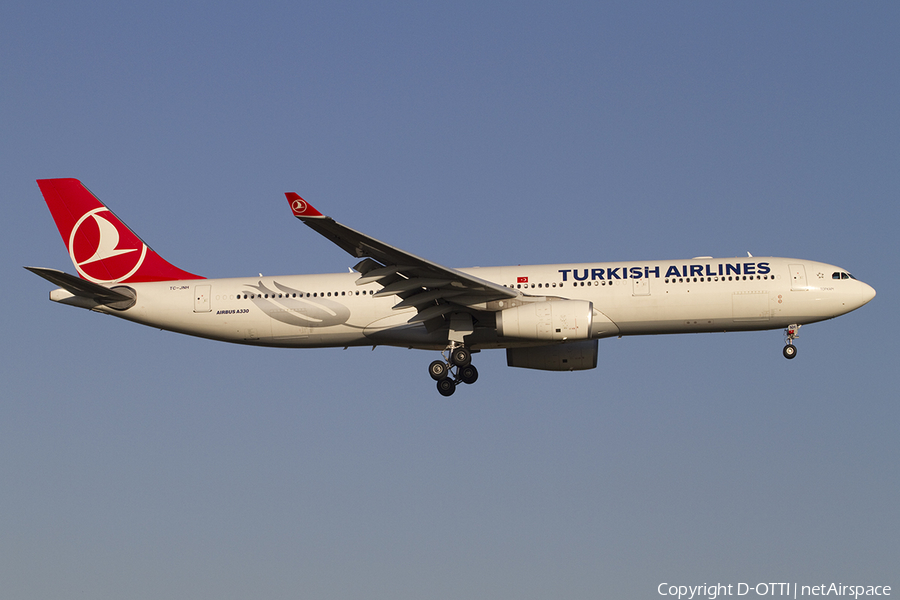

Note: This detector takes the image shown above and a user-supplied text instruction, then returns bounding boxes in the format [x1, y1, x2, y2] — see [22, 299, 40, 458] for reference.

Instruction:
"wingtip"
[285, 192, 324, 218]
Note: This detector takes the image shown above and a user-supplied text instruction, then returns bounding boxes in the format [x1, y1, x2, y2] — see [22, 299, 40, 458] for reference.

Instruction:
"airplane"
[28, 178, 876, 396]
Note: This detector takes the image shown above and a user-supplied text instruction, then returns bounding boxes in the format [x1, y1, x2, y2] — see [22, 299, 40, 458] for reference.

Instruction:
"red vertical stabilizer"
[37, 178, 204, 283]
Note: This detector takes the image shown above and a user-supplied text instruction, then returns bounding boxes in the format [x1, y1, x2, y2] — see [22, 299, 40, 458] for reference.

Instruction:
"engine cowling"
[496, 299, 593, 341]
[506, 339, 598, 371]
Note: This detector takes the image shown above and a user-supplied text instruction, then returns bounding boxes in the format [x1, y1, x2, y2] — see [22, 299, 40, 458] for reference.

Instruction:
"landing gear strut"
[428, 343, 478, 397]
[783, 324, 800, 359]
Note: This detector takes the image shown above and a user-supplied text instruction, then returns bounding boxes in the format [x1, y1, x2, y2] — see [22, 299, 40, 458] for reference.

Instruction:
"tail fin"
[36, 178, 204, 283]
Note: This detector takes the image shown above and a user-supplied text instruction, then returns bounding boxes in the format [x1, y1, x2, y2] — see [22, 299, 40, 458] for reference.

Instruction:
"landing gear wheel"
[437, 377, 457, 397]
[429, 360, 450, 381]
[783, 324, 800, 360]
[450, 347, 471, 367]
[459, 365, 478, 385]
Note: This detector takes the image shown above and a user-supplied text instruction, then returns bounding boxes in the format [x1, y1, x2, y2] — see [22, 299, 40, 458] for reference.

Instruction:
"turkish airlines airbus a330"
[28, 179, 876, 396]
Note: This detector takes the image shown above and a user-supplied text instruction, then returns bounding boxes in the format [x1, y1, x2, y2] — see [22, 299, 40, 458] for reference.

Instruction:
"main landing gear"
[428, 344, 478, 397]
[783, 324, 800, 359]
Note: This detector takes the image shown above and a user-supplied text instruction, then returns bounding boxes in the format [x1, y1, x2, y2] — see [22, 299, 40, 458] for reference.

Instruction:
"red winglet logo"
[285, 192, 324, 218]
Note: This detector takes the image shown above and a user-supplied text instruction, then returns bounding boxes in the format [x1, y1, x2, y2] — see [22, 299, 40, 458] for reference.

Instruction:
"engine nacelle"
[506, 339, 598, 371]
[496, 299, 593, 341]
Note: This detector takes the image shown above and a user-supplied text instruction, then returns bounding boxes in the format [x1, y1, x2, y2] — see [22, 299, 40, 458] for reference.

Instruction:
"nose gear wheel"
[783, 324, 800, 359]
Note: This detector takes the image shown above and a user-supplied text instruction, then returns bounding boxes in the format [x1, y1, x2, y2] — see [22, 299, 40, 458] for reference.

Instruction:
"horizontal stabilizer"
[25, 266, 136, 308]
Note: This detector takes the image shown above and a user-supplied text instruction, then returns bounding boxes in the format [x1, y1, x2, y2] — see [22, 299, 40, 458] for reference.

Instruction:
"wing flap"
[355, 265, 418, 285]
[407, 303, 461, 323]
[392, 289, 465, 310]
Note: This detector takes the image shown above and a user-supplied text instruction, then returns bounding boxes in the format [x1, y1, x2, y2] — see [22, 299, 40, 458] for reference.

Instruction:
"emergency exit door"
[789, 264, 807, 291]
[194, 285, 211, 312]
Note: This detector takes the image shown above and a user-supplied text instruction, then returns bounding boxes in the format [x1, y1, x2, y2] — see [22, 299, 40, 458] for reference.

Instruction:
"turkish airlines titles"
[559, 261, 772, 282]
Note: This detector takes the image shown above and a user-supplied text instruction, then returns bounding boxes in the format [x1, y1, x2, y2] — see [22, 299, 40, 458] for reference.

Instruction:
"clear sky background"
[2, 2, 897, 598]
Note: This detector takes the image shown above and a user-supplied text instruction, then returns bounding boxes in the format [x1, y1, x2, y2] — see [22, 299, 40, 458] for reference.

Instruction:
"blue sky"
[2, 2, 898, 598]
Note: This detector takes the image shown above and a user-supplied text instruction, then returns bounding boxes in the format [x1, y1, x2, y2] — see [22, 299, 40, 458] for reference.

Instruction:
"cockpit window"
[833, 272, 841, 279]
[833, 271, 856, 280]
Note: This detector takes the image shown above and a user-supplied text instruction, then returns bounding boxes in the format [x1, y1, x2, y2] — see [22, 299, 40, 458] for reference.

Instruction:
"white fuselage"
[60, 256, 874, 352]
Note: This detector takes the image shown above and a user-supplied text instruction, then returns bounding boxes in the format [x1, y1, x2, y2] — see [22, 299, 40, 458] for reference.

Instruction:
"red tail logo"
[37, 179, 204, 283]
[69, 207, 148, 283]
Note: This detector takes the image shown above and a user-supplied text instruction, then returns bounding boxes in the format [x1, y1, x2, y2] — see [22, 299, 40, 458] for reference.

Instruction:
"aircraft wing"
[286, 193, 517, 323]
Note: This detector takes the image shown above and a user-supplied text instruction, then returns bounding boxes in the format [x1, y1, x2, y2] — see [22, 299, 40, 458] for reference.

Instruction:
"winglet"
[285, 193, 325, 218]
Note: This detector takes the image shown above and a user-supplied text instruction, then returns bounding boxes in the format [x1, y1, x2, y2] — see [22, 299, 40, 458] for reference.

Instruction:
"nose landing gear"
[428, 343, 478, 396]
[783, 324, 800, 359]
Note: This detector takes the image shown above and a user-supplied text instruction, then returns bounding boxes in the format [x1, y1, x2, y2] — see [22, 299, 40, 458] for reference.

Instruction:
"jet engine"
[495, 299, 593, 341]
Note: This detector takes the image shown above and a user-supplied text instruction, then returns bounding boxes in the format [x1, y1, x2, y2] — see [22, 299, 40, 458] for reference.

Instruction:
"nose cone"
[860, 281, 876, 306]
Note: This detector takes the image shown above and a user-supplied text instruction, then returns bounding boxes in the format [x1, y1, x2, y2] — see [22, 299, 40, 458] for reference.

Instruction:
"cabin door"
[194, 285, 211, 312]
[789, 264, 807, 291]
